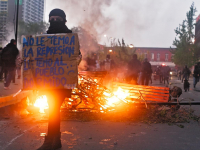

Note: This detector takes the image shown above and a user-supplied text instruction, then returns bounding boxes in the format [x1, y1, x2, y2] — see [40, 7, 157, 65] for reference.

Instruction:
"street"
[0, 77, 200, 150]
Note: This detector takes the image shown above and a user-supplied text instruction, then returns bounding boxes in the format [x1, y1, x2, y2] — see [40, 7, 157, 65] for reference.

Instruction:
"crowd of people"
[127, 55, 153, 85]
[155, 65, 171, 84]
[86, 53, 154, 86]
[0, 39, 21, 90]
[85, 53, 200, 89]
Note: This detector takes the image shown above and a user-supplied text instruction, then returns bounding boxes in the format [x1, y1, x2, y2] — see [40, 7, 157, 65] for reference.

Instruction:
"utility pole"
[15, 0, 19, 46]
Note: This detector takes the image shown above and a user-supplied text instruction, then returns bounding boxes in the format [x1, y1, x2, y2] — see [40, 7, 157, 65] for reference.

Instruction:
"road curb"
[0, 90, 33, 108]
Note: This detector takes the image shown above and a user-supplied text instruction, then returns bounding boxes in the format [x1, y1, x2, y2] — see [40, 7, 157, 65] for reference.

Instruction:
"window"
[151, 53, 154, 60]
[157, 53, 160, 61]
[165, 54, 168, 61]
[171, 54, 174, 60]
[145, 53, 147, 59]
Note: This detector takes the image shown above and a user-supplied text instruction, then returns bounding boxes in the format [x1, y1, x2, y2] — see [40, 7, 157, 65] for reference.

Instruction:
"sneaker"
[4, 87, 11, 90]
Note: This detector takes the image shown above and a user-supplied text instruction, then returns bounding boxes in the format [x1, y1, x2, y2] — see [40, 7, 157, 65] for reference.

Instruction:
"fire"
[104, 87, 129, 107]
[34, 95, 49, 113]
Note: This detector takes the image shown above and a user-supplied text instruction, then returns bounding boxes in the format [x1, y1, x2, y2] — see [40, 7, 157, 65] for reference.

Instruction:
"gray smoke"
[46, 0, 115, 70]
[47, 0, 113, 40]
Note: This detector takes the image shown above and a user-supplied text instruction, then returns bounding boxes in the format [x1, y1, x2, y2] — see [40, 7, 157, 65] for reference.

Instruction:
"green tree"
[18, 21, 49, 43]
[171, 3, 198, 68]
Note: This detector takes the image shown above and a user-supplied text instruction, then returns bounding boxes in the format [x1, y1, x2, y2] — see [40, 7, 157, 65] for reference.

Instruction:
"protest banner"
[22, 33, 79, 90]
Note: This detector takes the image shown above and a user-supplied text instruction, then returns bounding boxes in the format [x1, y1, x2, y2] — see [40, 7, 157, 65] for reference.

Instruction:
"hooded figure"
[126, 54, 141, 84]
[182, 65, 191, 82]
[1, 39, 19, 89]
[141, 58, 152, 85]
[37, 9, 81, 150]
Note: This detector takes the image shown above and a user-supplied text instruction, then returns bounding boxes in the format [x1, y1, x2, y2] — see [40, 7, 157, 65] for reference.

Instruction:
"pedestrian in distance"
[0, 47, 3, 81]
[182, 65, 191, 82]
[193, 64, 199, 88]
[141, 58, 152, 86]
[126, 54, 141, 84]
[160, 65, 165, 83]
[103, 54, 115, 72]
[1, 39, 19, 90]
[0, 47, 8, 82]
[16, 57, 22, 79]
[37, 9, 82, 150]
[163, 66, 171, 85]
[154, 66, 160, 81]
[177, 70, 182, 80]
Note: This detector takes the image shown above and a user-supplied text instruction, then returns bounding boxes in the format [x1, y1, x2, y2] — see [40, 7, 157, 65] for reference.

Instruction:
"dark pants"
[0, 66, 2, 80]
[141, 74, 150, 85]
[4, 66, 15, 87]
[0, 65, 8, 80]
[193, 77, 198, 88]
[12, 68, 16, 83]
[44, 90, 71, 137]
[178, 74, 181, 80]
[160, 75, 163, 83]
[163, 76, 169, 84]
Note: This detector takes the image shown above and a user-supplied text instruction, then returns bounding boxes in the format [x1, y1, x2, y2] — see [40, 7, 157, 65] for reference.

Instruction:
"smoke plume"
[47, 0, 113, 41]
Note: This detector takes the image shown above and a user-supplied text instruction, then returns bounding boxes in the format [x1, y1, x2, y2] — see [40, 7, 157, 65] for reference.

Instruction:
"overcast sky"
[45, 0, 200, 48]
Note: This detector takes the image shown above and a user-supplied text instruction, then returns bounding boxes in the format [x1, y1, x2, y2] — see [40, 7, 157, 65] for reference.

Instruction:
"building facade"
[195, 14, 200, 47]
[0, 0, 44, 46]
[21, 0, 44, 23]
[135, 47, 175, 67]
[103, 46, 175, 68]
[0, 0, 8, 46]
[7, 0, 44, 23]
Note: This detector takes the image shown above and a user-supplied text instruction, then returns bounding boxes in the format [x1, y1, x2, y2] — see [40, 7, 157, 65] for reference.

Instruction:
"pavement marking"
[3, 126, 37, 150]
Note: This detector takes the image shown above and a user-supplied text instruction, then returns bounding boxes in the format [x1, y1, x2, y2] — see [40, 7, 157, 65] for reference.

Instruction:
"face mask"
[47, 21, 67, 34]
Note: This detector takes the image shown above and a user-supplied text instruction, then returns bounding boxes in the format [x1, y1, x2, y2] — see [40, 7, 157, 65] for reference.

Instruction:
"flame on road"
[34, 95, 49, 113]
[32, 87, 129, 113]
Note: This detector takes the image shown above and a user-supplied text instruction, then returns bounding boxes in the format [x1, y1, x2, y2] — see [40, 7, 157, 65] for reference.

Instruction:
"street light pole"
[15, 0, 20, 46]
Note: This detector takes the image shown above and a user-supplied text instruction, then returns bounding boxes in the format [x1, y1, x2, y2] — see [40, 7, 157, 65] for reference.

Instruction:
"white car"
[170, 70, 177, 76]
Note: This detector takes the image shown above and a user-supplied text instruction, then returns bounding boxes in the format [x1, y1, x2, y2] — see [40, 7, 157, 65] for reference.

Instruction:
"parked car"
[170, 68, 177, 76]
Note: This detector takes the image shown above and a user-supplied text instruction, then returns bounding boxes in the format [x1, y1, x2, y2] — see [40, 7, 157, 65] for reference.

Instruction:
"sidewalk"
[0, 78, 22, 97]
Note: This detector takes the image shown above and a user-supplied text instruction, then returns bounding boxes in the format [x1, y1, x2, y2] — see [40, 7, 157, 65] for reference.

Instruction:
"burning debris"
[63, 73, 130, 111]
[25, 72, 199, 124]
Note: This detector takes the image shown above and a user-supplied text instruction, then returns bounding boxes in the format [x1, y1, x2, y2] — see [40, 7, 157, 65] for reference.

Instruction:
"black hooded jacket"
[1, 43, 19, 67]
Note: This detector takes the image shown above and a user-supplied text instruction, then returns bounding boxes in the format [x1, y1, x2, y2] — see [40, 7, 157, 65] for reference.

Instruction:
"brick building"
[135, 47, 175, 67]
[0, 0, 45, 46]
[195, 14, 200, 48]
[102, 46, 175, 68]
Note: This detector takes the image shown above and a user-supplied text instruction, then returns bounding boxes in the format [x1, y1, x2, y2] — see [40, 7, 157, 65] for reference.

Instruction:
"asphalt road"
[0, 77, 200, 150]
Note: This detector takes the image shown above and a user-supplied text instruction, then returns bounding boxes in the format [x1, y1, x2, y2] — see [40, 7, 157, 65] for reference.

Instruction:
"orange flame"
[34, 95, 49, 113]
[104, 87, 129, 108]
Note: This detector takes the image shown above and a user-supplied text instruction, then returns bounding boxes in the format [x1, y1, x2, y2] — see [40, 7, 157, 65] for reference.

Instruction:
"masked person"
[141, 58, 152, 85]
[1, 39, 19, 89]
[126, 54, 141, 84]
[182, 65, 191, 82]
[37, 9, 82, 150]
